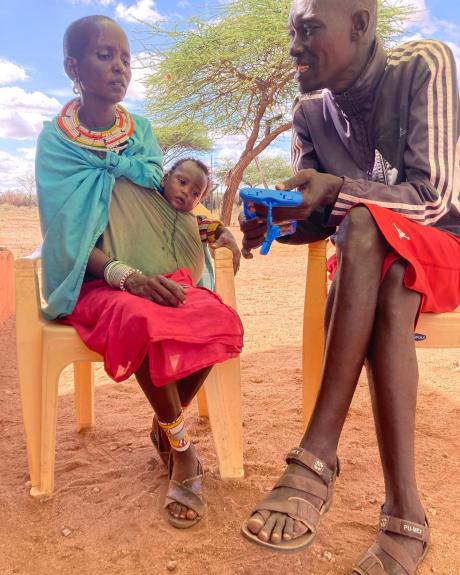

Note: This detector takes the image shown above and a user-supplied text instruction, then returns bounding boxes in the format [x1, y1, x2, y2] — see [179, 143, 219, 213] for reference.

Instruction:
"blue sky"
[0, 0, 459, 191]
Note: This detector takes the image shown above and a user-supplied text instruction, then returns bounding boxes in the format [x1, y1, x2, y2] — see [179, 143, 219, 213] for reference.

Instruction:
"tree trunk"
[220, 162, 247, 225]
[219, 121, 292, 225]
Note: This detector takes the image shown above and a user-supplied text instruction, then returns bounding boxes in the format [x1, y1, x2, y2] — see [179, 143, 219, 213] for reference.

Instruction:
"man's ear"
[161, 173, 168, 188]
[351, 10, 370, 40]
[64, 56, 79, 82]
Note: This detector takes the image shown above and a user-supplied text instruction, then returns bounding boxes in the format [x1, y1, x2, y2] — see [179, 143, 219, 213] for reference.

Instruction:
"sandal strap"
[252, 496, 320, 533]
[373, 532, 416, 575]
[286, 447, 337, 485]
[380, 512, 430, 543]
[353, 550, 385, 575]
[274, 472, 328, 501]
[164, 479, 204, 517]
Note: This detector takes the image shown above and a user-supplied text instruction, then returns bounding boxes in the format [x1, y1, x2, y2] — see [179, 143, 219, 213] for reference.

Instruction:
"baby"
[161, 158, 241, 273]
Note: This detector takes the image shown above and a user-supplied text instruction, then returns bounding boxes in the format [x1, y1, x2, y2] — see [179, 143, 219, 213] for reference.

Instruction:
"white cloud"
[0, 87, 61, 140]
[214, 135, 247, 164]
[0, 147, 36, 191]
[124, 51, 158, 101]
[115, 0, 165, 24]
[260, 146, 290, 161]
[391, 0, 460, 73]
[0, 59, 29, 86]
[386, 0, 429, 28]
[446, 41, 460, 75]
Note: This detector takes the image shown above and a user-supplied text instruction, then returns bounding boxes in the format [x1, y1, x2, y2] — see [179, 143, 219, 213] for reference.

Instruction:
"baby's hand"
[211, 227, 241, 275]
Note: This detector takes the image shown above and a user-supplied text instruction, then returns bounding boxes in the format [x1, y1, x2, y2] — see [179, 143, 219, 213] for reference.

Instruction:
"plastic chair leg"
[196, 387, 209, 418]
[74, 361, 95, 431]
[203, 359, 244, 479]
[17, 357, 43, 495]
[302, 241, 327, 428]
[39, 351, 67, 497]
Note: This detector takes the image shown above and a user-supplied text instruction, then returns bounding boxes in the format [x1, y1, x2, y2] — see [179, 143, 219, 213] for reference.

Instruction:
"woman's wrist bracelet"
[103, 259, 142, 290]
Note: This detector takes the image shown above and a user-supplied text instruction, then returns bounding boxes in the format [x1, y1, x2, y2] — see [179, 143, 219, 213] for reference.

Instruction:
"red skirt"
[327, 204, 460, 314]
[65, 268, 244, 387]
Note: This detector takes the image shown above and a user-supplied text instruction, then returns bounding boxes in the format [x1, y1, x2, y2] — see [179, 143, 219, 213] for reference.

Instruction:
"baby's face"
[163, 161, 208, 212]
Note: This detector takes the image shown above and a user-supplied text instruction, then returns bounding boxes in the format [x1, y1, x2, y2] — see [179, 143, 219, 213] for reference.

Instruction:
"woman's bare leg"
[135, 357, 205, 521]
[177, 366, 213, 408]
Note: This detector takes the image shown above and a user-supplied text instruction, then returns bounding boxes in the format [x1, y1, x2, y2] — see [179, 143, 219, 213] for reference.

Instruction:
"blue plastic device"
[240, 187, 303, 255]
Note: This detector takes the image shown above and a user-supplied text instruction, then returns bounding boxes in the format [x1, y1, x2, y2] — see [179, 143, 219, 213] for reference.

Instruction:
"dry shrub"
[0, 191, 37, 207]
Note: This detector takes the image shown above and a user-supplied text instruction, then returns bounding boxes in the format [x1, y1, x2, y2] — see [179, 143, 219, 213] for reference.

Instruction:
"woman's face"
[162, 161, 208, 213]
[72, 21, 132, 106]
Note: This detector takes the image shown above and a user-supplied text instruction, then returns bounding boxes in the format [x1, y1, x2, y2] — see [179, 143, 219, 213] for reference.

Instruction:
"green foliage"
[215, 155, 293, 188]
[154, 119, 213, 165]
[145, 0, 293, 134]
[144, 0, 414, 135]
[142, 0, 415, 221]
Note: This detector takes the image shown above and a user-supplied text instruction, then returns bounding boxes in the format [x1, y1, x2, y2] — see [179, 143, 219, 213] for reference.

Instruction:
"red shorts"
[327, 204, 460, 314]
[65, 268, 244, 387]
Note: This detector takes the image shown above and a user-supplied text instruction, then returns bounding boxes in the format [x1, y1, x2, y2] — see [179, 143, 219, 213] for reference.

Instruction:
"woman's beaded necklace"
[56, 98, 134, 153]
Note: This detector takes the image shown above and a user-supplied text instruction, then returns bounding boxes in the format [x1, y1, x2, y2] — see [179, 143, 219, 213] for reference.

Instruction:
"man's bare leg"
[357, 261, 425, 574]
[246, 206, 391, 544]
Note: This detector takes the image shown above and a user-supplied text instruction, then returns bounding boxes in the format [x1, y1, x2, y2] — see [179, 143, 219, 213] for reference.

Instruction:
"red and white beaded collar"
[56, 98, 134, 152]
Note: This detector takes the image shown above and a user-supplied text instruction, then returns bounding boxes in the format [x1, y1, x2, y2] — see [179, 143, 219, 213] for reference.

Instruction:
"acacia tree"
[155, 119, 213, 165]
[145, 0, 413, 223]
[215, 155, 293, 189]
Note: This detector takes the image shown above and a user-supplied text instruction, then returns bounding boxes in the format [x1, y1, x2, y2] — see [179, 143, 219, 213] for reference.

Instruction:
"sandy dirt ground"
[0, 204, 459, 575]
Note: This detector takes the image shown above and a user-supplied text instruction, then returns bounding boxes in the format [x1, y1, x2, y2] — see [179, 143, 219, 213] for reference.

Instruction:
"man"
[240, 0, 460, 573]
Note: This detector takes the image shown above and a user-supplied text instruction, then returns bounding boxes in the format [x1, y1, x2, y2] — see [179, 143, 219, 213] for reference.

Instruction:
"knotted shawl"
[36, 113, 163, 320]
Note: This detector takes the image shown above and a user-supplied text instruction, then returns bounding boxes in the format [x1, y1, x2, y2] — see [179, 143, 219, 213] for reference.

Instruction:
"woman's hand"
[211, 227, 241, 274]
[124, 273, 187, 306]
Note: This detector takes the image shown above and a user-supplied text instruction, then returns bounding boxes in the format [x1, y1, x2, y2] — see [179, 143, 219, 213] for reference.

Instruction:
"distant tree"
[17, 173, 36, 197]
[216, 155, 293, 188]
[154, 119, 213, 165]
[144, 0, 414, 223]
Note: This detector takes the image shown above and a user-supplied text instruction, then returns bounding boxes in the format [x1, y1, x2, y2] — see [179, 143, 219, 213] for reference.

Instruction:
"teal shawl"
[36, 112, 163, 320]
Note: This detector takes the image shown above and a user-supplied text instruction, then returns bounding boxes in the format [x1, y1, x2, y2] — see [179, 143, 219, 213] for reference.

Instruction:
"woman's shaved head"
[63, 15, 118, 61]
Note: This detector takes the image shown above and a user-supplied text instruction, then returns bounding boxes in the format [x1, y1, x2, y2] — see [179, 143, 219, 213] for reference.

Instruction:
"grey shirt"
[292, 39, 460, 237]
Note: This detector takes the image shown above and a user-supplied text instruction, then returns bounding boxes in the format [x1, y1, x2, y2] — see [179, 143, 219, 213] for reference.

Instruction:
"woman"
[36, 14, 243, 528]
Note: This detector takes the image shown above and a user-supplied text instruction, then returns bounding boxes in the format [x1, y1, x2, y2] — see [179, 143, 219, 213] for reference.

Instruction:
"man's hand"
[238, 211, 267, 259]
[239, 169, 342, 258]
[272, 169, 343, 221]
[124, 273, 187, 306]
[211, 227, 241, 274]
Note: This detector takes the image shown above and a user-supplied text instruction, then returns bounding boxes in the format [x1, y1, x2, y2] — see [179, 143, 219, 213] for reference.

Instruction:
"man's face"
[289, 0, 358, 93]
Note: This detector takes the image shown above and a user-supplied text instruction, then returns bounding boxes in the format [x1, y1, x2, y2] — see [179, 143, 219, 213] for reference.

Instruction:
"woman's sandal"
[241, 447, 340, 553]
[164, 451, 205, 529]
[352, 510, 430, 574]
[149, 414, 170, 466]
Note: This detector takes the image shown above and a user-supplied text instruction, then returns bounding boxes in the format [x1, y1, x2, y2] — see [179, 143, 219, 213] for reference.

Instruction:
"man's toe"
[247, 511, 268, 534]
[270, 516, 287, 543]
[283, 517, 295, 540]
[258, 513, 279, 542]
